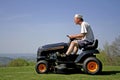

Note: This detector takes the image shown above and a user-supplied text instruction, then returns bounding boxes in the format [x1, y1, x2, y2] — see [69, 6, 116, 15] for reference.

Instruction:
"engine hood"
[37, 42, 68, 56]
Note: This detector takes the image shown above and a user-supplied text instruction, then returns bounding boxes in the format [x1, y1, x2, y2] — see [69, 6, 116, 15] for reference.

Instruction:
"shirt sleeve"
[81, 23, 87, 34]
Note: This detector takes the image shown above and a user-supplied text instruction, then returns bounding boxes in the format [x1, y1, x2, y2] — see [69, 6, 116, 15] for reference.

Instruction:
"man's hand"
[67, 35, 73, 39]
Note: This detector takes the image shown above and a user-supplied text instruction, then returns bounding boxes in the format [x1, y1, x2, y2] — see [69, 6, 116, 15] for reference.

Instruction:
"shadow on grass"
[99, 71, 120, 75]
[49, 70, 120, 75]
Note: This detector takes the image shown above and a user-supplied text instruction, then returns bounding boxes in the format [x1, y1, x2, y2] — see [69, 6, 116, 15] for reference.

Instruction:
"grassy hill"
[0, 66, 120, 80]
[0, 53, 36, 66]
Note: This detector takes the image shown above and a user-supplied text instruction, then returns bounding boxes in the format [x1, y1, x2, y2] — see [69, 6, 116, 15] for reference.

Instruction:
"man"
[66, 14, 94, 55]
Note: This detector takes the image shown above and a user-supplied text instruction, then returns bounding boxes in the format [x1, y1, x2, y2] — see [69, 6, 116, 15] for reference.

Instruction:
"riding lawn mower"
[35, 36, 102, 75]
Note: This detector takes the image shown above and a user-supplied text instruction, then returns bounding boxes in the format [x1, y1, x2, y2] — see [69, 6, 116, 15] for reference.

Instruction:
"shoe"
[56, 52, 61, 56]
[61, 54, 67, 57]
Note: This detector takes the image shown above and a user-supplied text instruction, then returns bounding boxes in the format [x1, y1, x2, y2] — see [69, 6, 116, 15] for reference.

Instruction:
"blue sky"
[0, 0, 120, 53]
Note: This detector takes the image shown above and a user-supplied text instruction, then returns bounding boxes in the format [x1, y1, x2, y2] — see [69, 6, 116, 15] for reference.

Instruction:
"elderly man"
[66, 14, 94, 55]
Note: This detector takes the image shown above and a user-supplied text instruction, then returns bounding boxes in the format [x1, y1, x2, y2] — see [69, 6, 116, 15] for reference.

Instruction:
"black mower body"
[36, 39, 102, 74]
[37, 42, 68, 56]
[37, 42, 68, 61]
[37, 42, 99, 62]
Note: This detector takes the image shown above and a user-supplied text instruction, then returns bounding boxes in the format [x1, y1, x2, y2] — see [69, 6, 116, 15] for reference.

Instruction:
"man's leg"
[73, 46, 78, 55]
[66, 40, 78, 55]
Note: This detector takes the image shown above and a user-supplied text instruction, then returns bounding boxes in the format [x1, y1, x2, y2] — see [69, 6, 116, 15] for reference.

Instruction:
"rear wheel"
[35, 60, 48, 74]
[83, 57, 102, 75]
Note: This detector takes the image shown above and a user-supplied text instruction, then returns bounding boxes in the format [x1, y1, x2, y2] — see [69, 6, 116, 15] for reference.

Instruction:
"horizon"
[0, 53, 36, 59]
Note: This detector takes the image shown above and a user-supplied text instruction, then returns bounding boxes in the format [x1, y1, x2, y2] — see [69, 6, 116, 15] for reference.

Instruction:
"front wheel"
[35, 60, 48, 74]
[83, 57, 102, 75]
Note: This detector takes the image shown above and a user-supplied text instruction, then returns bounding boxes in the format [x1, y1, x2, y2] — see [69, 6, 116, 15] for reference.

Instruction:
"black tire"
[35, 60, 48, 74]
[83, 57, 102, 75]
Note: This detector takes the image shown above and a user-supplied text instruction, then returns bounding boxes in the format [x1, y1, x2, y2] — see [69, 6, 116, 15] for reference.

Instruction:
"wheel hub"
[38, 64, 47, 73]
[87, 61, 98, 72]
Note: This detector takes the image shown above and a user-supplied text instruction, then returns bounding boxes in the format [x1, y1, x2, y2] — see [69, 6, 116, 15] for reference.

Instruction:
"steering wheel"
[67, 35, 76, 45]
[67, 35, 75, 41]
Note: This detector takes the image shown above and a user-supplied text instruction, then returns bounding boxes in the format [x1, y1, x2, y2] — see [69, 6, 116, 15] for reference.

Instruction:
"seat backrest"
[84, 39, 98, 50]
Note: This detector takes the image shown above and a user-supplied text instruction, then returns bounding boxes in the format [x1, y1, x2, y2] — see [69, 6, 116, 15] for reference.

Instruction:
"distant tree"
[109, 36, 120, 56]
[8, 58, 29, 67]
[97, 49, 109, 65]
[0, 63, 1, 67]
[103, 35, 120, 65]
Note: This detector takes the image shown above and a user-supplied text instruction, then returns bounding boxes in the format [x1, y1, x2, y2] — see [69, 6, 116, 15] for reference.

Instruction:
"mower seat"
[83, 39, 98, 50]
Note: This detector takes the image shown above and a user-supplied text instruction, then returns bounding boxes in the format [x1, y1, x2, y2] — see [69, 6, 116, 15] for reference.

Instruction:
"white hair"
[74, 14, 83, 19]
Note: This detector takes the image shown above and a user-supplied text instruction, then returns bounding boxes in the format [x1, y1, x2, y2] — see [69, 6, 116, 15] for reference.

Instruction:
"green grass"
[0, 66, 120, 80]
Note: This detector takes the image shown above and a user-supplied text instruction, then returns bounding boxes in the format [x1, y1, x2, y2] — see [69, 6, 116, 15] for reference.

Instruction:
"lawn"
[0, 66, 120, 80]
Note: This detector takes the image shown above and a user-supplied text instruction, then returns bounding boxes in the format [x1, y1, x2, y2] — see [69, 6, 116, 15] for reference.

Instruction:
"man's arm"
[69, 33, 86, 40]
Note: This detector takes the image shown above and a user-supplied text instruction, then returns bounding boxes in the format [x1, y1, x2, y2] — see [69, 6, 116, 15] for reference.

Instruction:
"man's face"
[74, 17, 80, 24]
